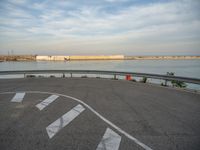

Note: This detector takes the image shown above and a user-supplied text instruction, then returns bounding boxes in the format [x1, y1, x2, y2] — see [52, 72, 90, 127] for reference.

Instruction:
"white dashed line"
[11, 92, 25, 102]
[46, 104, 85, 138]
[36, 95, 59, 110]
[96, 128, 121, 150]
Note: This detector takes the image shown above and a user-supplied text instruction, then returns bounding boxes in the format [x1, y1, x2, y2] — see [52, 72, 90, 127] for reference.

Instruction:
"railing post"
[114, 74, 117, 80]
[164, 79, 168, 86]
[62, 73, 65, 78]
[24, 73, 25, 78]
[70, 73, 72, 78]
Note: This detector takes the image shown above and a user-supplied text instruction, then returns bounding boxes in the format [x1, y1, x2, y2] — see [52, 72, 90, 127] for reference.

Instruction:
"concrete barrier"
[36, 55, 124, 61]
[36, 56, 70, 61]
[69, 55, 124, 60]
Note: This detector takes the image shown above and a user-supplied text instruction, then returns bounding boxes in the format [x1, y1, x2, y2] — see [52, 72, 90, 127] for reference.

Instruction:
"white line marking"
[0, 91, 153, 150]
[11, 92, 25, 102]
[96, 128, 121, 150]
[36, 95, 59, 110]
[46, 104, 85, 138]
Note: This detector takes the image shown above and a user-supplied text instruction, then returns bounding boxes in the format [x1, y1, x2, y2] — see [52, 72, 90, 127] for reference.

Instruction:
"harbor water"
[0, 59, 199, 90]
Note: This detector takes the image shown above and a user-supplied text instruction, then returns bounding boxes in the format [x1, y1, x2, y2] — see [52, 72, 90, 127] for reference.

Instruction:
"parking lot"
[0, 78, 200, 150]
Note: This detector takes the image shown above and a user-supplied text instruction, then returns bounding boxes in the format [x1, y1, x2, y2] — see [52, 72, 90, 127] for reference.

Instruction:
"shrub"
[140, 77, 147, 83]
[81, 75, 87, 78]
[164, 72, 187, 88]
[26, 74, 35, 78]
[161, 83, 166, 86]
[131, 79, 136, 82]
[50, 75, 55, 78]
[171, 80, 187, 88]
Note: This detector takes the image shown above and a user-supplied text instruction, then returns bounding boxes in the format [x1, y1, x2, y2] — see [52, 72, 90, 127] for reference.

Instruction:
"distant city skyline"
[0, 0, 200, 55]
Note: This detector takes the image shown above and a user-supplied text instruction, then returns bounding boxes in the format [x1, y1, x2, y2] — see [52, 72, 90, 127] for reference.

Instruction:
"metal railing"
[0, 70, 200, 84]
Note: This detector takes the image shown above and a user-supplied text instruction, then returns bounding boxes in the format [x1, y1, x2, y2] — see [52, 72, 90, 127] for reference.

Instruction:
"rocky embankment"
[0, 55, 36, 61]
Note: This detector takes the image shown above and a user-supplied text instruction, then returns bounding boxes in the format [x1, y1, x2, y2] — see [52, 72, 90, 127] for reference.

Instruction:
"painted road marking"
[11, 92, 25, 102]
[46, 104, 85, 138]
[36, 95, 59, 110]
[96, 128, 121, 150]
[1, 91, 153, 150]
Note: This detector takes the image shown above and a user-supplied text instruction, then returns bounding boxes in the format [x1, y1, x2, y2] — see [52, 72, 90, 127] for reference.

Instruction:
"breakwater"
[0, 55, 200, 61]
[36, 55, 125, 61]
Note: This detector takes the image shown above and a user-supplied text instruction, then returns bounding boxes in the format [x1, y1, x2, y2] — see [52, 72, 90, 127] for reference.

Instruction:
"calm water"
[0, 60, 200, 90]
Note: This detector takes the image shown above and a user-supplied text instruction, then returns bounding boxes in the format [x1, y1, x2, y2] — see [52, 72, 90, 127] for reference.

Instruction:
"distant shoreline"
[0, 55, 200, 61]
[124, 55, 200, 60]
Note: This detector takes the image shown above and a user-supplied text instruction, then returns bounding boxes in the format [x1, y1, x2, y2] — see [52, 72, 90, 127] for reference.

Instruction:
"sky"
[0, 0, 200, 55]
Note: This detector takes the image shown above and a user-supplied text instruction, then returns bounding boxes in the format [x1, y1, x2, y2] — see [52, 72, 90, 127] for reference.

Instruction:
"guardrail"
[0, 70, 200, 84]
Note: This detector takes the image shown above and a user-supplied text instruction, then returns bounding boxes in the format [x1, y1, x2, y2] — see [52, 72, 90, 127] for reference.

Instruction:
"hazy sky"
[0, 0, 200, 55]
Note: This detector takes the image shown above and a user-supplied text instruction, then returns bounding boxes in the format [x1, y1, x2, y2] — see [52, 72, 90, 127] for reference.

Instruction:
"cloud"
[104, 0, 129, 2]
[7, 0, 28, 5]
[0, 0, 200, 55]
[30, 0, 199, 38]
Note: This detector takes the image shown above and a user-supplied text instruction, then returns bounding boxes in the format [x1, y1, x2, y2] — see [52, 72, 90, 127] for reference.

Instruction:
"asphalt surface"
[0, 78, 199, 150]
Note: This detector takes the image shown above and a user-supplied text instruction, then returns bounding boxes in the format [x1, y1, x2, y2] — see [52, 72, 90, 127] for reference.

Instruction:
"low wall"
[69, 55, 124, 60]
[36, 55, 124, 61]
[36, 56, 70, 61]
